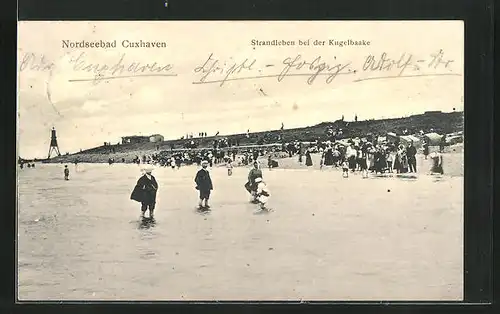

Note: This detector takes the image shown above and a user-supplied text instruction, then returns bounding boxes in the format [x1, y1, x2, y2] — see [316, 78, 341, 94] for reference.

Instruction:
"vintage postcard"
[17, 21, 464, 301]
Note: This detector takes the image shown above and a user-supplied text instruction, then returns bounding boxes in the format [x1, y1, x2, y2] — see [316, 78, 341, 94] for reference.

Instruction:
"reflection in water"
[138, 217, 156, 230]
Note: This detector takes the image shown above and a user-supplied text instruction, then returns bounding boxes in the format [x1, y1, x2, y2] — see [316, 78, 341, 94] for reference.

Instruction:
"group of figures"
[133, 149, 245, 169]
[316, 140, 444, 177]
[55, 137, 446, 221]
[129, 160, 270, 219]
[19, 162, 36, 169]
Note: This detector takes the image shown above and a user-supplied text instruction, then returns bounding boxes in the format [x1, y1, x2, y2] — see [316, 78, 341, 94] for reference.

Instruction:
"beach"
[17, 151, 463, 301]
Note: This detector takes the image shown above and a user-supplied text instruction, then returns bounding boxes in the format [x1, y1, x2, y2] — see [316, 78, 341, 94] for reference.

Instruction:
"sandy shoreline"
[39, 144, 463, 165]
[33, 151, 464, 178]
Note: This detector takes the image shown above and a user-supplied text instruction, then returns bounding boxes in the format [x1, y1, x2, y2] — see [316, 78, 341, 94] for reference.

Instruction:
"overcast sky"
[17, 21, 464, 158]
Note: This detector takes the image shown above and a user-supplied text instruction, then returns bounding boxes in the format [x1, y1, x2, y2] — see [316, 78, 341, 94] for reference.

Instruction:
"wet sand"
[17, 157, 463, 301]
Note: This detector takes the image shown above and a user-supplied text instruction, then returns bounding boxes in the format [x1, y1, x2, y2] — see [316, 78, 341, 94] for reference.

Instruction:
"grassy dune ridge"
[38, 111, 463, 164]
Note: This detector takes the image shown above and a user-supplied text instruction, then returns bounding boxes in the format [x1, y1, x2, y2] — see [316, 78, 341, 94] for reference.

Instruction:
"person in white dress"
[254, 177, 270, 210]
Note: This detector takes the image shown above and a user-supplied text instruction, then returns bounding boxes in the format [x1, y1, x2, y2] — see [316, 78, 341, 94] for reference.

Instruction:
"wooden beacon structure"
[48, 127, 61, 159]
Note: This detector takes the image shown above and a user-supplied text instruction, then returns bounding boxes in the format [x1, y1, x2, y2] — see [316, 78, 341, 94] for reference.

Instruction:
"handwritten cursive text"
[68, 52, 176, 84]
[279, 55, 354, 84]
[193, 53, 257, 87]
[19, 53, 56, 72]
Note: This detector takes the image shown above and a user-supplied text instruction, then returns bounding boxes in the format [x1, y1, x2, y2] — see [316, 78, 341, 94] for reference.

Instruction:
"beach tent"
[149, 134, 164, 142]
[399, 135, 422, 148]
[424, 132, 444, 146]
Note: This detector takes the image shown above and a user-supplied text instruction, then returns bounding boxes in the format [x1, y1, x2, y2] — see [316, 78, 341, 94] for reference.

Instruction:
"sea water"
[17, 157, 463, 301]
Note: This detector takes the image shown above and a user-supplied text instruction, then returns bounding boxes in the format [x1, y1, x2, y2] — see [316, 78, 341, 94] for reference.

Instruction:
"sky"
[17, 21, 464, 158]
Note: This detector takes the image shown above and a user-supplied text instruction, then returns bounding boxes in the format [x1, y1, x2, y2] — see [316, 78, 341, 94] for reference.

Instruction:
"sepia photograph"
[17, 21, 464, 301]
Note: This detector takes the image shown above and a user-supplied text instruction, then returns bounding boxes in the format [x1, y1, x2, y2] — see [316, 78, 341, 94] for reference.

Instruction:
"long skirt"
[324, 152, 334, 166]
[348, 156, 357, 170]
[305, 154, 313, 166]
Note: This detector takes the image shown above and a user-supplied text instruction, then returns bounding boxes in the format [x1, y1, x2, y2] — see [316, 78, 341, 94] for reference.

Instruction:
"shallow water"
[17, 161, 463, 301]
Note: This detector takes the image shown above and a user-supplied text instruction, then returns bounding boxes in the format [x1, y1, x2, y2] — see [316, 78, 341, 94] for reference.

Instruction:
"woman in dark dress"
[130, 167, 158, 218]
[305, 148, 313, 167]
[400, 151, 409, 173]
[323, 146, 334, 166]
[373, 147, 387, 174]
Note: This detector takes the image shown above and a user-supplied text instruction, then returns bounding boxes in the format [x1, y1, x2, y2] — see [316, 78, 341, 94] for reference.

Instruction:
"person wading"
[245, 161, 263, 203]
[254, 177, 271, 211]
[64, 165, 70, 180]
[130, 166, 158, 219]
[195, 160, 213, 209]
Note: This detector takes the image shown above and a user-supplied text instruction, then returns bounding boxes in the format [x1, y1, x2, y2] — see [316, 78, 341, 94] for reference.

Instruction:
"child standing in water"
[130, 166, 159, 219]
[195, 160, 213, 209]
[254, 177, 270, 211]
[64, 165, 70, 180]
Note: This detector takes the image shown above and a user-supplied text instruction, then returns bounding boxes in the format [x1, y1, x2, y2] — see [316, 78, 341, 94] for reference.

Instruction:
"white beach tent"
[424, 132, 444, 146]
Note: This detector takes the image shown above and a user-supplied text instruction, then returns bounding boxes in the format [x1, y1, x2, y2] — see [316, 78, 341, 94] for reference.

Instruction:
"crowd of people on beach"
[275, 136, 445, 178]
[128, 147, 273, 170]
[29, 134, 445, 220]
[124, 134, 448, 219]
[19, 124, 452, 221]
[316, 139, 420, 175]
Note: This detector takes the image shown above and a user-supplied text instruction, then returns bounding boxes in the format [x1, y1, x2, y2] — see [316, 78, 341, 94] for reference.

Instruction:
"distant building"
[424, 111, 443, 115]
[121, 136, 150, 144]
[149, 134, 164, 143]
[122, 134, 164, 144]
